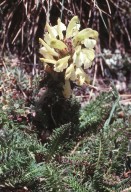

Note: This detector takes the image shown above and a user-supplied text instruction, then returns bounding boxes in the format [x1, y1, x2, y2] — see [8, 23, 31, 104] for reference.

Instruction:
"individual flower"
[39, 16, 98, 97]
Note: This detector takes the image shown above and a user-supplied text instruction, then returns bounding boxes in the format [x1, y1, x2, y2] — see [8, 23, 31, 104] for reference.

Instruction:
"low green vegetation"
[0, 84, 131, 191]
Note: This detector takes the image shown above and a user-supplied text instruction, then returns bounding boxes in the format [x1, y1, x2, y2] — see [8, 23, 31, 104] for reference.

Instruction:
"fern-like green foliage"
[0, 106, 46, 189]
[0, 90, 131, 192]
[79, 90, 118, 134]
[47, 123, 71, 159]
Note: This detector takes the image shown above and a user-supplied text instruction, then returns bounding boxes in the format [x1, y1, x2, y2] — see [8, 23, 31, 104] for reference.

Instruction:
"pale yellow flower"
[65, 63, 76, 81]
[44, 19, 66, 44]
[39, 16, 98, 97]
[73, 28, 98, 46]
[50, 38, 68, 50]
[66, 16, 80, 38]
[39, 38, 59, 57]
[39, 47, 54, 59]
[82, 38, 96, 49]
[54, 56, 70, 72]
[75, 67, 90, 85]
[57, 18, 66, 40]
[40, 58, 57, 65]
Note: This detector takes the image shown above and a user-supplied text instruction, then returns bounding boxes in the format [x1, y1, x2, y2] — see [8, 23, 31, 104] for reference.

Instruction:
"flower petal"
[63, 80, 72, 98]
[50, 38, 67, 50]
[65, 64, 76, 81]
[82, 49, 95, 69]
[44, 33, 51, 45]
[73, 52, 84, 67]
[46, 23, 56, 38]
[40, 58, 56, 64]
[83, 39, 96, 49]
[66, 16, 80, 38]
[54, 56, 70, 72]
[82, 48, 95, 62]
[73, 28, 98, 46]
[39, 47, 54, 59]
[57, 18, 66, 40]
[39, 38, 59, 57]
[75, 67, 90, 85]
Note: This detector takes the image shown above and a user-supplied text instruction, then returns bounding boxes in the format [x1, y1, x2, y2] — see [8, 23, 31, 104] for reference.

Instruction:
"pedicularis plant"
[34, 16, 98, 135]
[39, 16, 98, 98]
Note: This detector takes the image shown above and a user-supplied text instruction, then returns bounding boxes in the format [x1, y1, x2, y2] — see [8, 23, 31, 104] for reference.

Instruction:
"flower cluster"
[39, 16, 98, 97]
